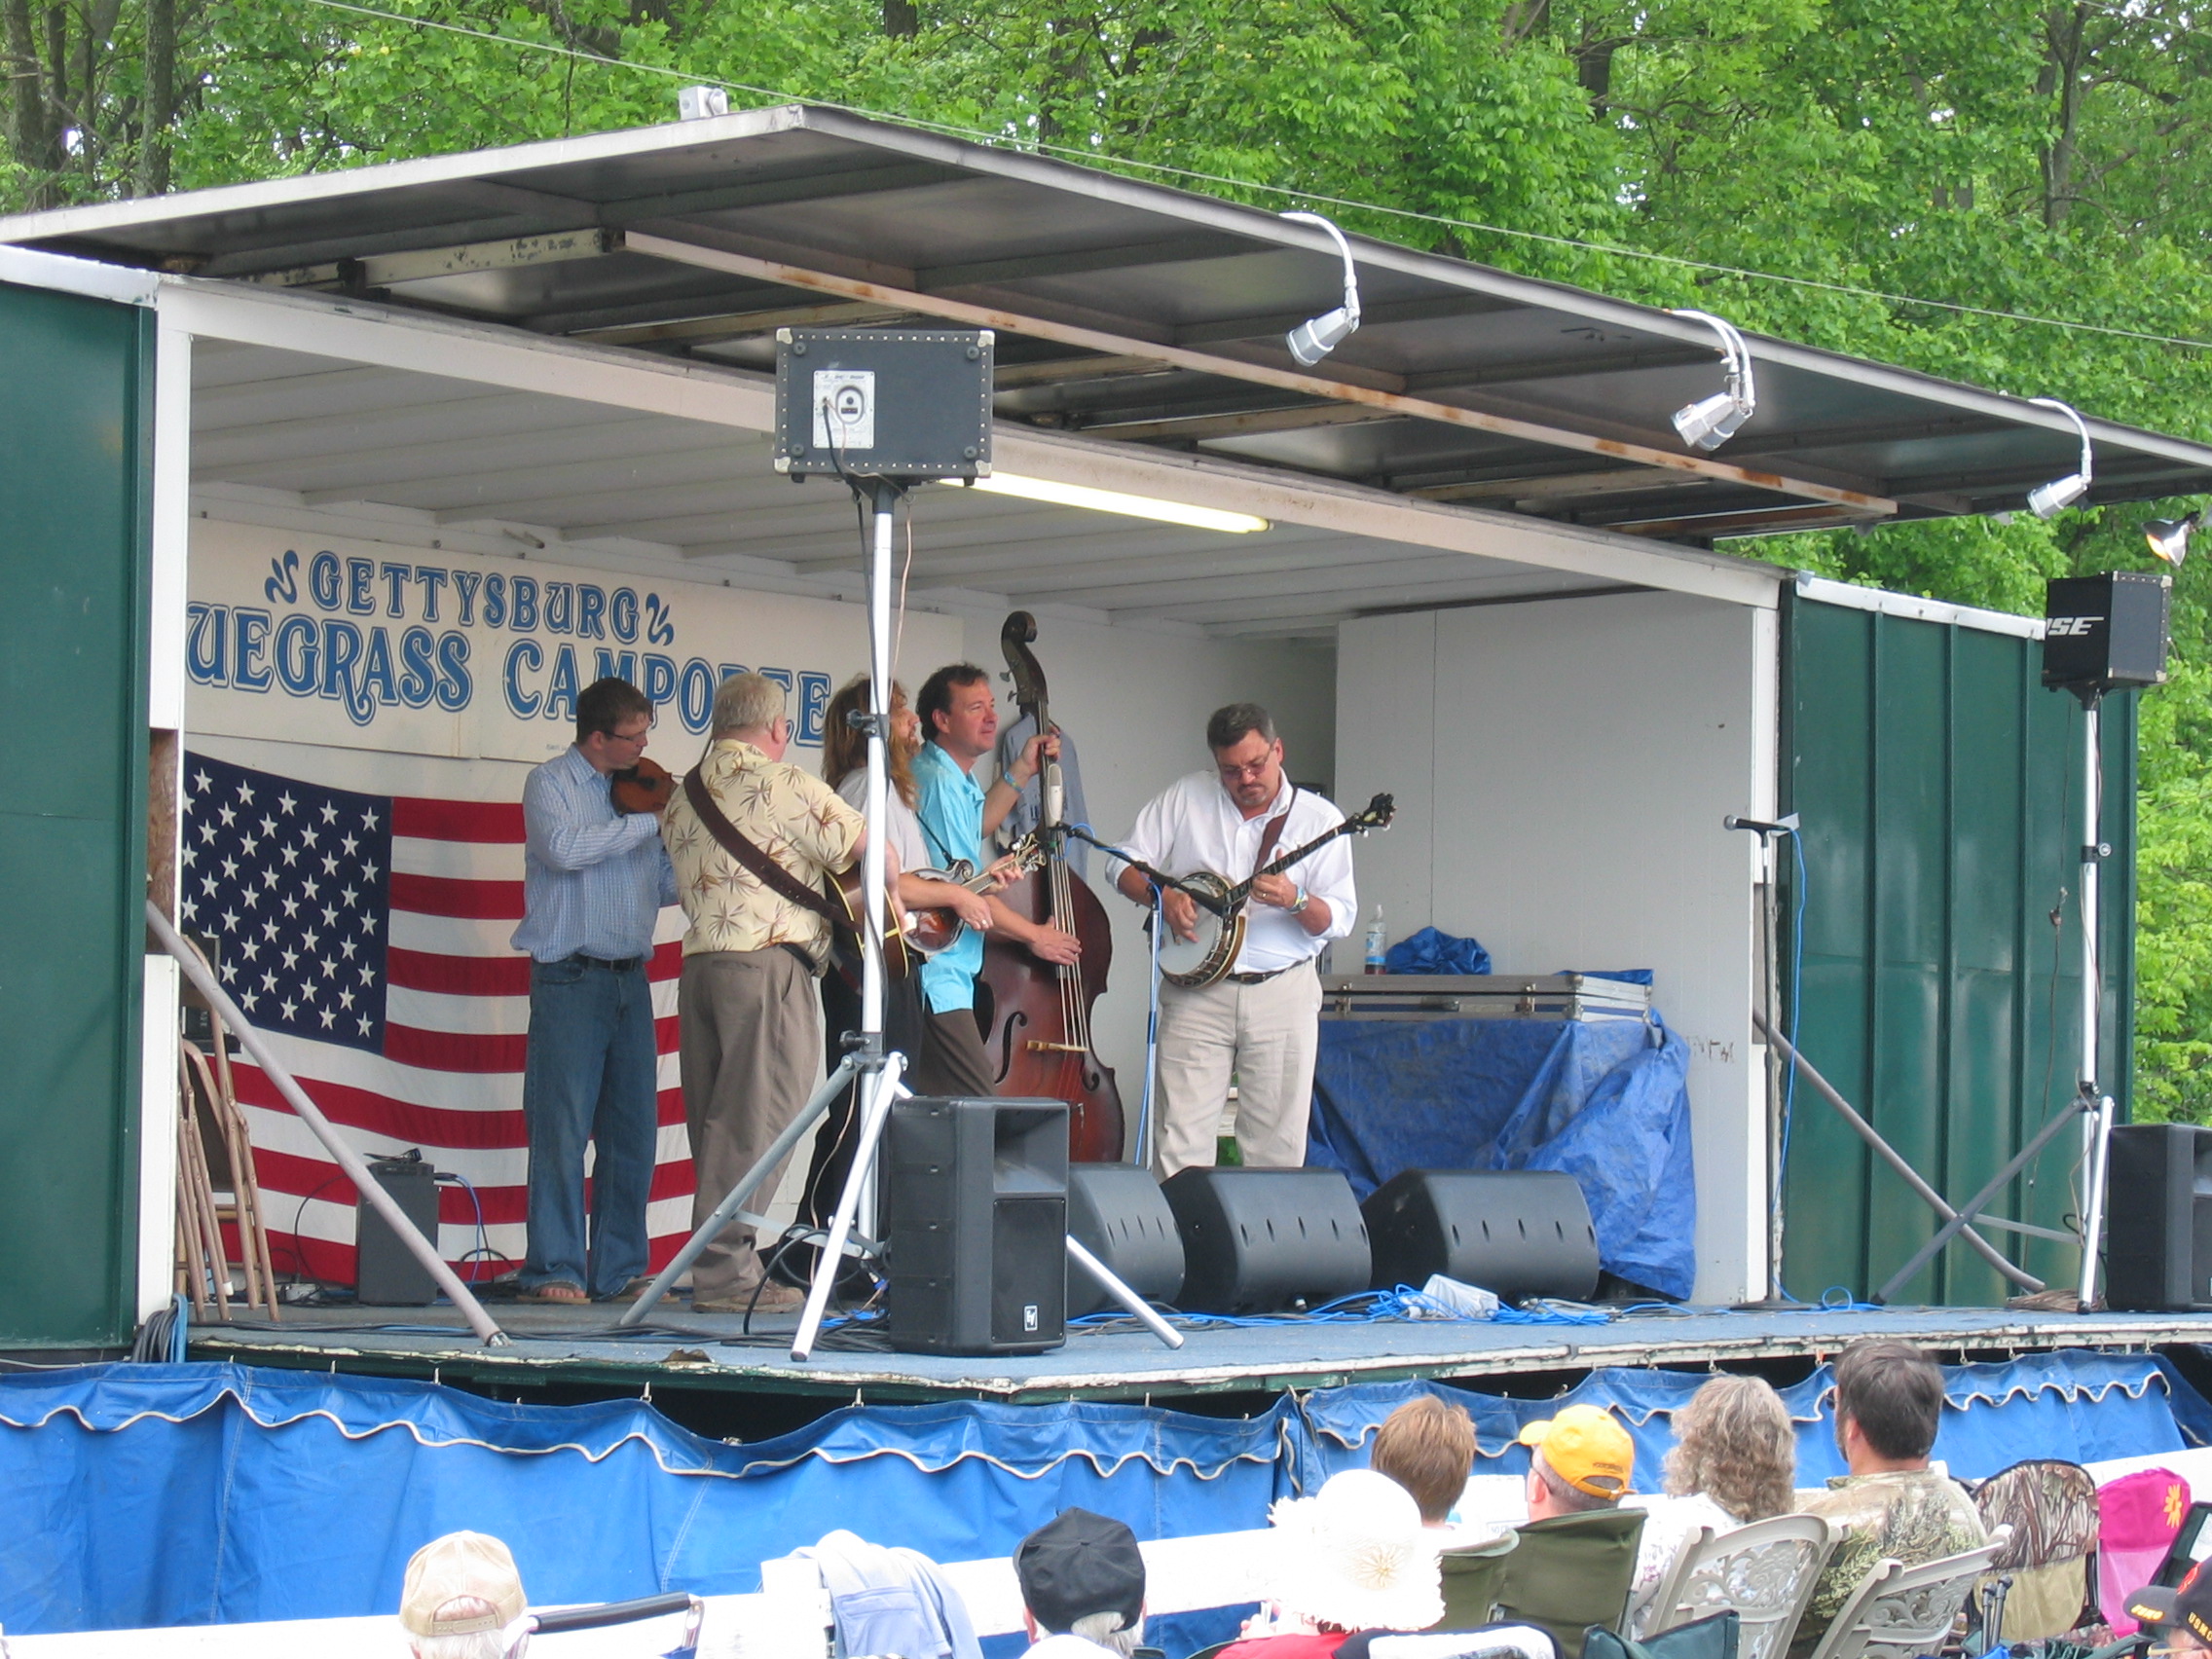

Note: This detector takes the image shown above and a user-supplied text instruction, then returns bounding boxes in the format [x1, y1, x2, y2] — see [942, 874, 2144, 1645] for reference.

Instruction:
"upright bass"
[976, 613, 1126, 1163]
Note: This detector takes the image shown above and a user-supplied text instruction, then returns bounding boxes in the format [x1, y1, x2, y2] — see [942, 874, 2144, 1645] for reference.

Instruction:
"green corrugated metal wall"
[0, 279, 153, 1347]
[1781, 589, 2136, 1305]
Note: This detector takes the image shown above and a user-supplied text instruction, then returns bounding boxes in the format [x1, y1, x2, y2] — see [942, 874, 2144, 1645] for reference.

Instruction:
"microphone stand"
[1055, 824, 1226, 915]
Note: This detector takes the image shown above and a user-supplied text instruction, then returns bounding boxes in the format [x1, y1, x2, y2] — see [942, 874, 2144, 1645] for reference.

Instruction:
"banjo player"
[1112, 702, 1357, 1179]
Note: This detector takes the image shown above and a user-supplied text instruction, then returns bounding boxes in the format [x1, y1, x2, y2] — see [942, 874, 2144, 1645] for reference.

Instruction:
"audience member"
[1014, 1508, 1149, 1659]
[1372, 1395, 1479, 1528]
[1223, 1469, 1445, 1659]
[1521, 1405, 1634, 1520]
[1625, 1375, 1798, 1634]
[1791, 1341, 1984, 1657]
[399, 1531, 526, 1659]
[2124, 1561, 2212, 1658]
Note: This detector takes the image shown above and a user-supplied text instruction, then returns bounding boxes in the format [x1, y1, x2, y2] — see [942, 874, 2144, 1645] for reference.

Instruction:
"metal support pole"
[1874, 1096, 2089, 1304]
[2076, 694, 2111, 1313]
[146, 899, 509, 1346]
[1067, 1236, 1183, 1349]
[615, 1055, 862, 1327]
[1757, 836, 1789, 1303]
[793, 1052, 904, 1360]
[1756, 1012, 2043, 1292]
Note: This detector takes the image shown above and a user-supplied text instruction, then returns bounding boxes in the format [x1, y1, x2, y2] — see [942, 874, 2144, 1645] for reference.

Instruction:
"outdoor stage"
[185, 1297, 2212, 1404]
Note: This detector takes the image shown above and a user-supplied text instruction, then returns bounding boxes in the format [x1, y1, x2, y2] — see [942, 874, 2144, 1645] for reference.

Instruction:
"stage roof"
[8, 103, 2210, 556]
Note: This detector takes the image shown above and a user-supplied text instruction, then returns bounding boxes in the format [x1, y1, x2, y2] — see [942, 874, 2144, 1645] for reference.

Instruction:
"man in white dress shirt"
[1114, 702, 1355, 1177]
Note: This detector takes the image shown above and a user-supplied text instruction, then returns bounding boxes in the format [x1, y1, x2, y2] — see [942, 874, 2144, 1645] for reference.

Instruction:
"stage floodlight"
[1669, 310, 1756, 452]
[2026, 396, 2094, 520]
[1280, 211, 1362, 366]
[677, 86, 727, 121]
[2144, 510, 2199, 568]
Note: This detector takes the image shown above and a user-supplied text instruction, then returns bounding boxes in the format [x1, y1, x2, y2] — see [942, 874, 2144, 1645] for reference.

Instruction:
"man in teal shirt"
[911, 663, 1082, 1095]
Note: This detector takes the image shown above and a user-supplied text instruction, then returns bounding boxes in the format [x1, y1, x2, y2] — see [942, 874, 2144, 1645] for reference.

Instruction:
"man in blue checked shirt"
[510, 678, 677, 1304]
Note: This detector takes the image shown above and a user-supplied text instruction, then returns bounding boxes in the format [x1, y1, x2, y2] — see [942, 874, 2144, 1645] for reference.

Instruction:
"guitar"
[903, 834, 1048, 957]
[826, 862, 911, 982]
[1154, 793, 1395, 989]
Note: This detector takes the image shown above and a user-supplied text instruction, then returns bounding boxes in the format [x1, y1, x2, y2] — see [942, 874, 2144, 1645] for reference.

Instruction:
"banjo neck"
[1218, 794, 1395, 911]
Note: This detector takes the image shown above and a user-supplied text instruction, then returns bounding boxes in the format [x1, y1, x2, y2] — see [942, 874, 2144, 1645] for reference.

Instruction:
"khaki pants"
[1151, 960, 1323, 1179]
[678, 947, 819, 1303]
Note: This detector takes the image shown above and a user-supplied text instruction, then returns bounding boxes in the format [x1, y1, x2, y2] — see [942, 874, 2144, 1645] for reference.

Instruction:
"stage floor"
[185, 1298, 2212, 1403]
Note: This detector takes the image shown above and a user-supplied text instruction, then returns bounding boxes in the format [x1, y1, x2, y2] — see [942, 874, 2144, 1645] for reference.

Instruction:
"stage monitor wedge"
[885, 1095, 1068, 1354]
[1161, 1166, 1371, 1314]
[1066, 1162, 1184, 1317]
[1362, 1169, 1599, 1303]
[773, 328, 994, 480]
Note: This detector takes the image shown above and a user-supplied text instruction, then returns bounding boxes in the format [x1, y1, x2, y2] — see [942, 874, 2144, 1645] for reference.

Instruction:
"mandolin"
[1154, 793, 1396, 989]
[610, 755, 675, 815]
[904, 835, 1047, 958]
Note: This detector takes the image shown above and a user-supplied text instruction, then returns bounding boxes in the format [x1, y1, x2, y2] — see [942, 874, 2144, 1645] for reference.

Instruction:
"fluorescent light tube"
[946, 472, 1270, 534]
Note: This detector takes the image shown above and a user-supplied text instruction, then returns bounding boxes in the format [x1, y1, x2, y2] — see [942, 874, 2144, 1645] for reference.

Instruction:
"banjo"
[1154, 793, 1395, 989]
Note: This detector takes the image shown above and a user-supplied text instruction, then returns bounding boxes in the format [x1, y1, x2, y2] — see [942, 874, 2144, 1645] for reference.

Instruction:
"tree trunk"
[2040, 1, 2089, 228]
[136, 0, 174, 194]
[3, 0, 62, 204]
[883, 0, 917, 36]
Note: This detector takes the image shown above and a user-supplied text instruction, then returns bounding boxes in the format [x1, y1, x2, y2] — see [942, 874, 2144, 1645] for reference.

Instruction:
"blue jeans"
[520, 955, 657, 1297]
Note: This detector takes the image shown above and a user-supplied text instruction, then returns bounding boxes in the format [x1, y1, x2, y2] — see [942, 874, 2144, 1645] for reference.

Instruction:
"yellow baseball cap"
[1518, 1405, 1635, 1498]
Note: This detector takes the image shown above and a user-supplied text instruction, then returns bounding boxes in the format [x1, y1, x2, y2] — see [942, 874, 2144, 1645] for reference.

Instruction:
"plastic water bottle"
[1363, 904, 1388, 975]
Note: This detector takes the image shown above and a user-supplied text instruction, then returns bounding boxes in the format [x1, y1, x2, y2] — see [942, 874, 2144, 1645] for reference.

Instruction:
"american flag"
[181, 750, 695, 1284]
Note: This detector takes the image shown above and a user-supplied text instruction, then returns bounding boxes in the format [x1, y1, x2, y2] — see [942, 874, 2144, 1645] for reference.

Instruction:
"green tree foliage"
[7, 0, 2212, 1109]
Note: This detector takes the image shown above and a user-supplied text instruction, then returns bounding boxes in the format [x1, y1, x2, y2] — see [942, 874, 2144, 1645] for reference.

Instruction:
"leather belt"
[568, 952, 644, 973]
[1227, 965, 1291, 985]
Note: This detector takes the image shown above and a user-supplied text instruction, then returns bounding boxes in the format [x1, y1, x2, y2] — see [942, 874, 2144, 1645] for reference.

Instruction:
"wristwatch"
[1290, 886, 1309, 915]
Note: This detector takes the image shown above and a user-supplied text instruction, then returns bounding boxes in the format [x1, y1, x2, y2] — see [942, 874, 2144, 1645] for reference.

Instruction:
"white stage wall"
[1336, 591, 1772, 1303]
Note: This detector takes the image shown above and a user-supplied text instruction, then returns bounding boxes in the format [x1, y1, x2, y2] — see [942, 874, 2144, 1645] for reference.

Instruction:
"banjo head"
[1157, 870, 1240, 987]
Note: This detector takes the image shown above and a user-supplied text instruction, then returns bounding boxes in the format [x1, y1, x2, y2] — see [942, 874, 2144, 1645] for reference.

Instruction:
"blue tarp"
[1, 1350, 2203, 1641]
[1307, 1015, 1697, 1299]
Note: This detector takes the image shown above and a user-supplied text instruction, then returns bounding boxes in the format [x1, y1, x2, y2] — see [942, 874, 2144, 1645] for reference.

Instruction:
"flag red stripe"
[235, 1067, 687, 1145]
[392, 795, 526, 843]
[389, 871, 524, 919]
[385, 940, 683, 996]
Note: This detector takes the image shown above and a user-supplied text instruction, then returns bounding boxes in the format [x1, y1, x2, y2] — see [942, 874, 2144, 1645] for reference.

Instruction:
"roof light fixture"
[2145, 509, 2199, 568]
[1669, 310, 1757, 452]
[2026, 397, 2094, 519]
[940, 471, 1270, 534]
[1280, 211, 1362, 366]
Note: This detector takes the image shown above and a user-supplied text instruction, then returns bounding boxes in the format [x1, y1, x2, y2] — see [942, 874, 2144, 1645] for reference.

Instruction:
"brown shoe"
[693, 1281, 806, 1314]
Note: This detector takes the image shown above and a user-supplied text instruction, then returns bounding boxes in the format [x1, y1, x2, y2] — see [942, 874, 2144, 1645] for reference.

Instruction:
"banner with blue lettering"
[185, 520, 962, 763]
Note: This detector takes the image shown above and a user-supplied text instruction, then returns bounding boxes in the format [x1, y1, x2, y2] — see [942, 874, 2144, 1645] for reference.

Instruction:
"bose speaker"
[2044, 571, 2171, 694]
[1361, 1169, 1600, 1302]
[356, 1153, 441, 1307]
[1161, 1166, 1371, 1314]
[885, 1096, 1068, 1354]
[1066, 1163, 1184, 1317]
[2106, 1123, 2212, 1312]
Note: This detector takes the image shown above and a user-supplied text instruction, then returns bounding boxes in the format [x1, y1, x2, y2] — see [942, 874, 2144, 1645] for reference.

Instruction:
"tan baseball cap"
[399, 1531, 527, 1639]
[1518, 1405, 1635, 1498]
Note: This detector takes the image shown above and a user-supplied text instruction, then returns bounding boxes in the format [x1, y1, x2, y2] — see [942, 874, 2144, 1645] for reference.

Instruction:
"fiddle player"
[511, 676, 676, 1305]
[910, 663, 1082, 1097]
[1113, 703, 1355, 1178]
[661, 673, 878, 1313]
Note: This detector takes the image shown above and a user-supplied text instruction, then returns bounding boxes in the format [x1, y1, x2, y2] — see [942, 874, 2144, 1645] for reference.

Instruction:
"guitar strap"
[1251, 787, 1297, 877]
[682, 766, 845, 927]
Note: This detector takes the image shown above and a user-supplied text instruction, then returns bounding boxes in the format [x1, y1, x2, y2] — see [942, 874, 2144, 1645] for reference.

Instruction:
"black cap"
[2128, 1565, 2212, 1644]
[1014, 1509, 1146, 1636]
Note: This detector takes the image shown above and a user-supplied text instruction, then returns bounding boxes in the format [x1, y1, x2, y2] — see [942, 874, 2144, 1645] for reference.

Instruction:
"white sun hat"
[1261, 1468, 1445, 1634]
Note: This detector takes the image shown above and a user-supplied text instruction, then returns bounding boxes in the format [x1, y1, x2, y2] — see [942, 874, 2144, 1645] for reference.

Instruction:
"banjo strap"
[1250, 789, 1295, 880]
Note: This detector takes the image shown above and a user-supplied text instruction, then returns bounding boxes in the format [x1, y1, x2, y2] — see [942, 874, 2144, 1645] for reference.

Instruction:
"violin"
[610, 755, 675, 815]
[976, 613, 1126, 1163]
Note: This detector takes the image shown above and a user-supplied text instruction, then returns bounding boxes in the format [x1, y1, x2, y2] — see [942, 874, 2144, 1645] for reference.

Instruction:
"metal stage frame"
[182, 1301, 2212, 1405]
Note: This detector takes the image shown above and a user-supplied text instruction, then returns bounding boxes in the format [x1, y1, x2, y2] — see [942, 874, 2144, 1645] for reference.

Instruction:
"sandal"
[522, 1280, 587, 1304]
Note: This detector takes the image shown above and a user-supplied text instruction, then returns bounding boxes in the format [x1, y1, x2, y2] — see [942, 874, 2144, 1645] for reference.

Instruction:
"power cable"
[279, 0, 2212, 355]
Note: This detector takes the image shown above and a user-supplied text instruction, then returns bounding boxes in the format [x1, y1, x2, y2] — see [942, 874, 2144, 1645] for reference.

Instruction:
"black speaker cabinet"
[2044, 571, 2172, 693]
[1362, 1169, 1600, 1302]
[1161, 1166, 1371, 1314]
[886, 1096, 1068, 1354]
[356, 1154, 441, 1306]
[2107, 1123, 2212, 1312]
[1066, 1163, 1184, 1317]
